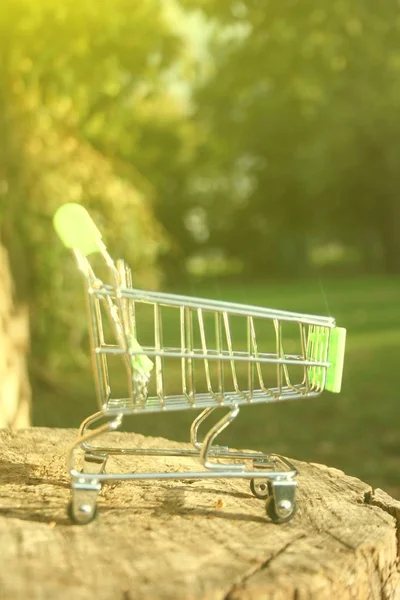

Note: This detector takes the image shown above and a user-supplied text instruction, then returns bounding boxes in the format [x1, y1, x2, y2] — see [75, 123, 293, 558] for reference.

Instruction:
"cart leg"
[69, 481, 101, 525]
[66, 414, 122, 524]
[200, 405, 244, 471]
[190, 407, 228, 453]
[66, 413, 122, 475]
[78, 410, 105, 437]
[266, 479, 297, 523]
[78, 411, 123, 460]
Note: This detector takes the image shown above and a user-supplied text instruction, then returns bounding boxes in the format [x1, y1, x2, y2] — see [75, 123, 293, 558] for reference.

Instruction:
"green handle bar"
[54, 203, 154, 377]
[53, 203, 103, 256]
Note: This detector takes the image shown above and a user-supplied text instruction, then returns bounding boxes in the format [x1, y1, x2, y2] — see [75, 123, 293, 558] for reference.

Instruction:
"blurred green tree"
[0, 0, 192, 379]
[180, 0, 400, 276]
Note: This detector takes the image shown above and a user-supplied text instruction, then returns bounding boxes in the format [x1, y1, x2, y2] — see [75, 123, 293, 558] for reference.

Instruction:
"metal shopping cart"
[53, 203, 346, 525]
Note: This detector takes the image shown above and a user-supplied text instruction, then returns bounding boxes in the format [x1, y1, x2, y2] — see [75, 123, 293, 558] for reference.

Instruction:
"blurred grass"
[33, 274, 400, 498]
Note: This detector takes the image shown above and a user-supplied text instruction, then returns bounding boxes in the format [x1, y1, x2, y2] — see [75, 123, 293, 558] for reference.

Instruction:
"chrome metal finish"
[200, 405, 243, 471]
[62, 233, 340, 524]
[70, 481, 101, 525]
[267, 479, 297, 521]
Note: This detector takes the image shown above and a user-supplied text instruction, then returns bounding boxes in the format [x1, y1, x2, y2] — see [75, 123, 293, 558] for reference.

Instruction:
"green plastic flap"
[53, 203, 103, 256]
[325, 327, 346, 393]
[307, 326, 346, 393]
[307, 327, 329, 391]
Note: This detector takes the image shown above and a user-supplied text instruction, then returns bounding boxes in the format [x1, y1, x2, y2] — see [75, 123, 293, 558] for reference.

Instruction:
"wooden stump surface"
[0, 427, 399, 600]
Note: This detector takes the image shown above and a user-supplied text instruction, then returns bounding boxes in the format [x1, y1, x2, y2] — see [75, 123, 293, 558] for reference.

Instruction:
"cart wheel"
[67, 499, 97, 525]
[266, 493, 296, 524]
[250, 478, 270, 499]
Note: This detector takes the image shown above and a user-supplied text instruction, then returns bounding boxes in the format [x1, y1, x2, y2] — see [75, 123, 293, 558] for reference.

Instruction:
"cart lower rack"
[54, 204, 346, 525]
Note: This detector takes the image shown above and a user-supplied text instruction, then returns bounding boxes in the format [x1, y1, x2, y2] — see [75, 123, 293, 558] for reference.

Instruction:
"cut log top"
[0, 427, 399, 600]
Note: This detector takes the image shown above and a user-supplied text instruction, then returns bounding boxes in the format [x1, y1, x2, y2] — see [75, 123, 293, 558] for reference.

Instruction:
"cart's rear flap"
[325, 327, 346, 393]
[307, 326, 346, 394]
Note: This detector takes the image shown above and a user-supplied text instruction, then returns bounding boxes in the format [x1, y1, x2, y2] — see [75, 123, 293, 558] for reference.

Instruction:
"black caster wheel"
[265, 489, 296, 523]
[250, 478, 270, 499]
[67, 500, 97, 525]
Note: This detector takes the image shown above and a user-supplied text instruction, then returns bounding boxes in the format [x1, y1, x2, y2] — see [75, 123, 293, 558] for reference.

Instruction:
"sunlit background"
[1, 0, 400, 497]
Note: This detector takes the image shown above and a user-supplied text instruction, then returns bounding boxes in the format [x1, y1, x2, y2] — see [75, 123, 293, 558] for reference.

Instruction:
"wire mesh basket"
[53, 203, 346, 525]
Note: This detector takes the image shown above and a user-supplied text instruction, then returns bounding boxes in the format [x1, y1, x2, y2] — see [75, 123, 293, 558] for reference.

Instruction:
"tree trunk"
[0, 427, 399, 599]
[0, 241, 30, 427]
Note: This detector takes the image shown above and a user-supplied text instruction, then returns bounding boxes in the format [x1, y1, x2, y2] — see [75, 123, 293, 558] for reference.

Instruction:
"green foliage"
[179, 0, 400, 276]
[0, 0, 191, 372]
[2, 0, 400, 430]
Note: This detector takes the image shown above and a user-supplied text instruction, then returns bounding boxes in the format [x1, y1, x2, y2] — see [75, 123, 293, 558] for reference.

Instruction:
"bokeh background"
[1, 0, 400, 497]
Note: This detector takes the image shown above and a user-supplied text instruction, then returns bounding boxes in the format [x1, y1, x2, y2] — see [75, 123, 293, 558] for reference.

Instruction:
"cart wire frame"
[54, 203, 346, 525]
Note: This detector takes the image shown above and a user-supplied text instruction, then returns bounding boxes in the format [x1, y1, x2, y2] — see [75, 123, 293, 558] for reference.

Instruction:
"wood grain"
[0, 427, 399, 600]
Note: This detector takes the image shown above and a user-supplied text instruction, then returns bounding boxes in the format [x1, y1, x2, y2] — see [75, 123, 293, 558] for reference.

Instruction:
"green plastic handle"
[53, 203, 103, 256]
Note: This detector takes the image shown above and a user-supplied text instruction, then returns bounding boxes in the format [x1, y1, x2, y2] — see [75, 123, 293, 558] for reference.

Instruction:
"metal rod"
[185, 307, 195, 404]
[198, 308, 213, 395]
[94, 285, 336, 328]
[200, 405, 242, 470]
[71, 468, 297, 483]
[190, 407, 217, 450]
[274, 319, 283, 398]
[215, 312, 224, 402]
[154, 303, 165, 407]
[95, 346, 331, 368]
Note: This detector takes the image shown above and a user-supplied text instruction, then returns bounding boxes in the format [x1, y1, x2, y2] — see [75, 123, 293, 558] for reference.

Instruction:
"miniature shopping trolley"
[53, 203, 346, 525]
